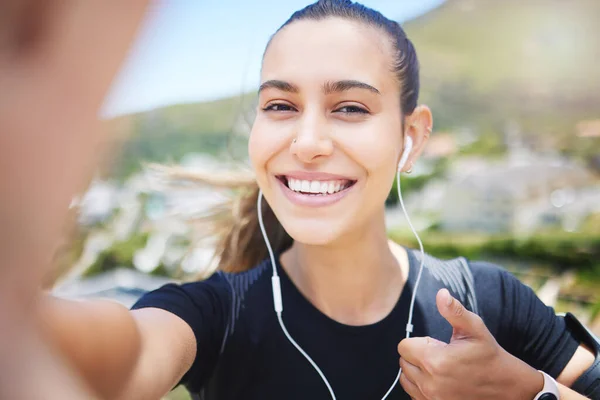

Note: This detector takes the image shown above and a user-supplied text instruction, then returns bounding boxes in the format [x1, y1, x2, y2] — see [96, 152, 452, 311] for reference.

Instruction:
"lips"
[275, 172, 357, 207]
[277, 172, 356, 194]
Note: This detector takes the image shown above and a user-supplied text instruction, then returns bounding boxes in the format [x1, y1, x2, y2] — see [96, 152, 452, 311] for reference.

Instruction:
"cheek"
[341, 127, 401, 204]
[248, 117, 284, 186]
[364, 141, 399, 173]
[343, 128, 401, 177]
[364, 148, 399, 205]
[365, 117, 403, 174]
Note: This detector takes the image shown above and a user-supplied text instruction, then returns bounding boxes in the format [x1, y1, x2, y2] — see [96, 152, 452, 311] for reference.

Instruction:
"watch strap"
[533, 371, 560, 400]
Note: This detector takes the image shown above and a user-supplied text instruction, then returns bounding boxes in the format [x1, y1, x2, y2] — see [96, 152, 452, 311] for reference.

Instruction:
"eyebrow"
[323, 80, 381, 95]
[258, 80, 299, 94]
[258, 79, 380, 95]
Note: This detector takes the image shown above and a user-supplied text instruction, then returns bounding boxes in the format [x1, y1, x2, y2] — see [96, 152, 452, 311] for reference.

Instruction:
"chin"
[278, 216, 347, 246]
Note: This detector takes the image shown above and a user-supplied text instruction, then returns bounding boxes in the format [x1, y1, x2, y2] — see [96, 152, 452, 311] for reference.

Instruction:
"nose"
[290, 111, 333, 163]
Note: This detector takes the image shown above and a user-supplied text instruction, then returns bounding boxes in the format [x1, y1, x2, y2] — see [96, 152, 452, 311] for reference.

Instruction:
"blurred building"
[66, 154, 226, 284]
[75, 179, 120, 226]
[53, 268, 174, 308]
[440, 154, 597, 234]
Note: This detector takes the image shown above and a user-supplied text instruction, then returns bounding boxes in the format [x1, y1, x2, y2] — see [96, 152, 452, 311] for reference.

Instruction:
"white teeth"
[301, 180, 310, 192]
[309, 181, 321, 193]
[327, 182, 335, 194]
[320, 182, 329, 194]
[286, 178, 352, 195]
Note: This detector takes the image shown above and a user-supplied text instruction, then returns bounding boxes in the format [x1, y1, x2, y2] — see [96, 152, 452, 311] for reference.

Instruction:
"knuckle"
[399, 373, 410, 391]
[420, 381, 438, 399]
[470, 312, 491, 336]
[422, 357, 434, 374]
[453, 302, 465, 317]
[426, 355, 447, 375]
[399, 372, 407, 385]
[397, 340, 405, 354]
[472, 314, 485, 330]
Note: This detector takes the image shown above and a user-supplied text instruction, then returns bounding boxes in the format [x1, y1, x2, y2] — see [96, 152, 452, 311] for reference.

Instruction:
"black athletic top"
[131, 249, 580, 399]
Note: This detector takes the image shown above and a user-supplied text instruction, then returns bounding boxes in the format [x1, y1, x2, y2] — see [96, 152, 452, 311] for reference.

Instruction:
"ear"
[400, 105, 433, 173]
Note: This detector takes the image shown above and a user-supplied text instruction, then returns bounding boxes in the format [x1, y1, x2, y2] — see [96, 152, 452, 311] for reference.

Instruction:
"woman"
[41, 1, 597, 399]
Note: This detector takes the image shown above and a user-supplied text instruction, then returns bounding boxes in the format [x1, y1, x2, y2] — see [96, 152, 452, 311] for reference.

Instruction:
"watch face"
[539, 394, 558, 400]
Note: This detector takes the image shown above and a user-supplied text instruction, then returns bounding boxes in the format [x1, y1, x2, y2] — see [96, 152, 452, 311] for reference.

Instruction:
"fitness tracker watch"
[533, 371, 560, 400]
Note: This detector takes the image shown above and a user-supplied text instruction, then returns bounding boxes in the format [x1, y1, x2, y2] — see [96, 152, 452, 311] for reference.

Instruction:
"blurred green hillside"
[106, 0, 600, 180]
[403, 0, 600, 159]
[108, 93, 256, 179]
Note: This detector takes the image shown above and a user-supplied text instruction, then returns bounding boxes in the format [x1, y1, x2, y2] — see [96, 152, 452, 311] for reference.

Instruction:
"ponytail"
[150, 164, 292, 279]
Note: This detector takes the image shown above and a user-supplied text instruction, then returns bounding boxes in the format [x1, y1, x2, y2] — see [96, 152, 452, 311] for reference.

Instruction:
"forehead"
[261, 18, 397, 92]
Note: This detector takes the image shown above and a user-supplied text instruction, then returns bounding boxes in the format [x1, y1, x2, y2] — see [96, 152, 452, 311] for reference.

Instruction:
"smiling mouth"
[276, 175, 357, 196]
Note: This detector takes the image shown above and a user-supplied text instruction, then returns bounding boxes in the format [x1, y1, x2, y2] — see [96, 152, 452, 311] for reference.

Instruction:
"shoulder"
[131, 259, 273, 317]
[463, 259, 581, 376]
[409, 249, 530, 316]
[467, 259, 517, 284]
[463, 258, 545, 336]
[467, 259, 513, 277]
[466, 259, 533, 299]
[218, 259, 273, 298]
[409, 249, 482, 314]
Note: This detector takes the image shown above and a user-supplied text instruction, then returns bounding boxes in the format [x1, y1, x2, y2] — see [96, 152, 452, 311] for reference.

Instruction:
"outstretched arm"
[39, 296, 197, 400]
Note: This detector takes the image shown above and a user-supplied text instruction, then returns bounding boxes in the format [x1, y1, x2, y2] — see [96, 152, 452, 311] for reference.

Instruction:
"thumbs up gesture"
[397, 289, 543, 400]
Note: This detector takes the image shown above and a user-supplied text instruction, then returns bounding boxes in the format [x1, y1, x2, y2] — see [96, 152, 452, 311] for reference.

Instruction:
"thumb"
[436, 288, 486, 340]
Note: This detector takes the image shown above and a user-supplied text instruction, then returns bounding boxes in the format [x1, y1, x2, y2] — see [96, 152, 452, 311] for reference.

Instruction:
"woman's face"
[249, 18, 407, 246]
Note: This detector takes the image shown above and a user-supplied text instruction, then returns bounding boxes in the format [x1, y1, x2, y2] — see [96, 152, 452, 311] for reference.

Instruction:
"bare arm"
[555, 344, 596, 399]
[558, 344, 596, 387]
[498, 331, 595, 399]
[503, 344, 593, 399]
[558, 383, 590, 399]
[38, 296, 197, 400]
[118, 308, 197, 400]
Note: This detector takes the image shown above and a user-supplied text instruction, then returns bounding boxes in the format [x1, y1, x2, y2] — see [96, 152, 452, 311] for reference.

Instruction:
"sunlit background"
[51, 2, 600, 397]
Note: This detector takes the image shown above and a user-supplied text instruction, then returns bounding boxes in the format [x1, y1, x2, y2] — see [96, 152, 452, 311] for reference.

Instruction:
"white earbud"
[397, 135, 413, 171]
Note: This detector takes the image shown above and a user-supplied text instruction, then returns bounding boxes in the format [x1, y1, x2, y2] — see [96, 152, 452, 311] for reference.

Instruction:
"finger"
[398, 336, 445, 366]
[398, 337, 429, 365]
[436, 288, 486, 339]
[399, 370, 424, 400]
[399, 357, 424, 383]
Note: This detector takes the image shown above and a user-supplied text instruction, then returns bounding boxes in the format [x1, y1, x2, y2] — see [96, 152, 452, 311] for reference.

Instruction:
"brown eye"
[263, 103, 296, 112]
[335, 105, 369, 114]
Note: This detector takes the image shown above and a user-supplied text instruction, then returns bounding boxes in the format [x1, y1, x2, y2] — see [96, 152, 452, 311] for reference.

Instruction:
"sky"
[102, 0, 445, 118]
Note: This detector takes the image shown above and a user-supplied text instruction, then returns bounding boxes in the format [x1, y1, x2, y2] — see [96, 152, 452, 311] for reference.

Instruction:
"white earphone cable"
[257, 192, 337, 398]
[397, 168, 426, 339]
[385, 168, 427, 398]
[256, 161, 425, 399]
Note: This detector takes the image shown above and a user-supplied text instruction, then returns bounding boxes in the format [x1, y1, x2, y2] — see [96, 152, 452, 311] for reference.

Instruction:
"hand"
[0, 1, 148, 399]
[397, 288, 544, 400]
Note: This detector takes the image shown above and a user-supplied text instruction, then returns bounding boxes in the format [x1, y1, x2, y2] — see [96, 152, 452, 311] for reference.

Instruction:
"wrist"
[522, 369, 547, 400]
[500, 350, 545, 399]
